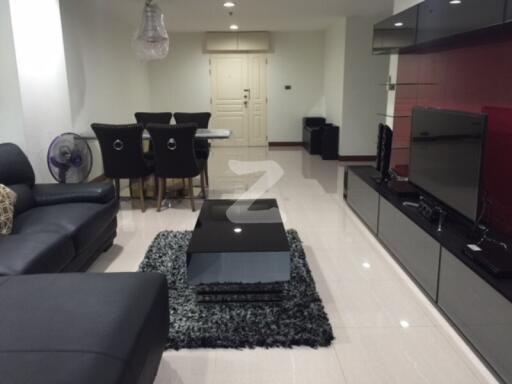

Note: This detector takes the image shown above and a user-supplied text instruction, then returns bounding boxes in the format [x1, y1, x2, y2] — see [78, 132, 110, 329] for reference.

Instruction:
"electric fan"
[47, 133, 93, 183]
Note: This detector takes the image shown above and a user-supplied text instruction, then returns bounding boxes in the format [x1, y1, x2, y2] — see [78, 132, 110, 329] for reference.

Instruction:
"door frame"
[209, 53, 268, 147]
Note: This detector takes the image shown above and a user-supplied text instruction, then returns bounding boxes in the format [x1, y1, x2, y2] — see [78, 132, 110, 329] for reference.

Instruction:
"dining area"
[87, 112, 231, 213]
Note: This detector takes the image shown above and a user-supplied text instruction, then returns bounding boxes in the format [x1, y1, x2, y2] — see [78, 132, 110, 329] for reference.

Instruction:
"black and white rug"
[139, 229, 334, 350]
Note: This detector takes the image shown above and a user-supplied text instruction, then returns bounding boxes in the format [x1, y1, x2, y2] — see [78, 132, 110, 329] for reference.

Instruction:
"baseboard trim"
[338, 155, 377, 162]
[268, 142, 304, 147]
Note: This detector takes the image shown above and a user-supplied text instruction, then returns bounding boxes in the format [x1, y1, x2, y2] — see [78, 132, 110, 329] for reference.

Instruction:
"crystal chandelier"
[133, 0, 169, 61]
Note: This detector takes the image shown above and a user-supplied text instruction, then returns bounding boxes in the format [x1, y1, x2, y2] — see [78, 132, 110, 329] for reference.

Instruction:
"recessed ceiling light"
[362, 262, 371, 269]
[394, 22, 404, 27]
[400, 320, 411, 328]
[224, 1, 236, 7]
[449, 0, 462, 4]
[233, 227, 242, 233]
[230, 24, 239, 30]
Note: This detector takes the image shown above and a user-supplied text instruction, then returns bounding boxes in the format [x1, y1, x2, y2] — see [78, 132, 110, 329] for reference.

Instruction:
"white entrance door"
[210, 54, 267, 147]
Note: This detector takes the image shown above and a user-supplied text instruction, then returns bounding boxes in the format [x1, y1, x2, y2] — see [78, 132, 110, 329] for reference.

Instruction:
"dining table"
[81, 128, 232, 202]
[80, 128, 232, 141]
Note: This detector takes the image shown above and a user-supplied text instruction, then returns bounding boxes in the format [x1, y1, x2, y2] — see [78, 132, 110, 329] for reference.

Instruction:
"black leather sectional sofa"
[0, 273, 169, 384]
[0, 143, 118, 275]
[0, 143, 169, 384]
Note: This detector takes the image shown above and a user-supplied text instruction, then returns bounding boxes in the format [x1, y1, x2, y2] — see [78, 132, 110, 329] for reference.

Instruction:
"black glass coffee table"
[187, 199, 291, 302]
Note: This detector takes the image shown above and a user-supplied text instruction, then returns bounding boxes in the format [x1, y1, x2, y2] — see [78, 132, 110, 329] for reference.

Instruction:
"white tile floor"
[90, 147, 499, 384]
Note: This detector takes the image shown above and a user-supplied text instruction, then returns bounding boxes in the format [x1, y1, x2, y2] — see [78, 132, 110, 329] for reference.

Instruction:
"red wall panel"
[390, 34, 512, 235]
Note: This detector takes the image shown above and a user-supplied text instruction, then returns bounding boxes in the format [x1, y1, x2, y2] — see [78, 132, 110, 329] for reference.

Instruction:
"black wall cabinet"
[417, 0, 506, 43]
[373, 6, 419, 54]
[374, 0, 509, 54]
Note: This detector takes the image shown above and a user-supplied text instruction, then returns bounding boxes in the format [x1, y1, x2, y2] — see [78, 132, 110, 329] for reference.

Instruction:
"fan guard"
[47, 133, 93, 184]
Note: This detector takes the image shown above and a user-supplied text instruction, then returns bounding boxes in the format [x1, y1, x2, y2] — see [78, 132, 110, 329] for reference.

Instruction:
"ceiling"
[100, 0, 394, 32]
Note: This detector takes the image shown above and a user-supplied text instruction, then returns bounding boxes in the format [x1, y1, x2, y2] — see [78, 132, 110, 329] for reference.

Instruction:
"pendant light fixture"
[133, 0, 169, 61]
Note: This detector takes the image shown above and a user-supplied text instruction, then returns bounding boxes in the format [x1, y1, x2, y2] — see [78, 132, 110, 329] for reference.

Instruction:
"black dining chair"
[146, 123, 207, 212]
[134, 112, 173, 156]
[135, 112, 173, 126]
[174, 112, 212, 185]
[91, 123, 154, 212]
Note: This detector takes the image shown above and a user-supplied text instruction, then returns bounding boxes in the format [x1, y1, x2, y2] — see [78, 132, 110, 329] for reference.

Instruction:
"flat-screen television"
[409, 107, 487, 222]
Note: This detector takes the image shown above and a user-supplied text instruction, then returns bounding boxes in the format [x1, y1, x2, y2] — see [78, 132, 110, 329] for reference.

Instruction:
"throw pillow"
[0, 184, 17, 235]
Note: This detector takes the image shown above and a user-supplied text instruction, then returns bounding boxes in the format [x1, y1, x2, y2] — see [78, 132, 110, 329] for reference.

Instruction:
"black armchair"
[147, 123, 207, 212]
[91, 123, 154, 212]
[174, 112, 212, 185]
[303, 117, 326, 155]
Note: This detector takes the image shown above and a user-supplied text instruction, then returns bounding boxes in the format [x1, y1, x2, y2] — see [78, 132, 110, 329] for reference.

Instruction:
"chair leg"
[139, 177, 145, 213]
[157, 178, 164, 212]
[153, 174, 158, 200]
[204, 161, 209, 186]
[182, 178, 186, 190]
[114, 179, 120, 198]
[188, 178, 196, 212]
[200, 170, 207, 199]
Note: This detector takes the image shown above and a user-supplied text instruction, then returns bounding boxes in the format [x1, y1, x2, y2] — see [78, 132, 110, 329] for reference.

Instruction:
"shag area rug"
[139, 229, 334, 350]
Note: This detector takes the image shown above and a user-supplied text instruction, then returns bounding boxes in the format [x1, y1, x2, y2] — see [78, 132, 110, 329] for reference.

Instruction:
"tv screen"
[409, 107, 487, 222]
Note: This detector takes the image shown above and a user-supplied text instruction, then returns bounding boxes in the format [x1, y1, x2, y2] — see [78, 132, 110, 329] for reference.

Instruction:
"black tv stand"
[344, 165, 512, 384]
[387, 179, 418, 197]
[464, 243, 512, 278]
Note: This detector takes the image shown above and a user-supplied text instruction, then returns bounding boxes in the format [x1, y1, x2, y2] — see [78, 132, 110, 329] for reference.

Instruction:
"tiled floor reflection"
[90, 147, 498, 384]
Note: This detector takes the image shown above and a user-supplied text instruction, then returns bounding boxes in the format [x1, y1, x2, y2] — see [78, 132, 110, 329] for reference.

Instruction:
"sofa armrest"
[32, 182, 116, 206]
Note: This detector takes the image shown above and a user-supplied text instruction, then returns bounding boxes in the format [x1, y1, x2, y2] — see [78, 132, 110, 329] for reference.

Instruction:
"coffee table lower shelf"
[196, 287, 285, 303]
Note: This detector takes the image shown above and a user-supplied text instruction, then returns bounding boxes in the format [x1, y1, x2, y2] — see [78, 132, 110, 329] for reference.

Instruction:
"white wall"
[385, 0, 423, 127]
[148, 33, 211, 113]
[323, 19, 347, 129]
[267, 32, 325, 142]
[9, 0, 73, 182]
[61, 0, 152, 131]
[340, 16, 390, 156]
[60, 0, 153, 179]
[0, 0, 24, 148]
[146, 31, 326, 143]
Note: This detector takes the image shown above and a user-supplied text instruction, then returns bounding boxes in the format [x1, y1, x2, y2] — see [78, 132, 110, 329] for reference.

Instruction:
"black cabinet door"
[417, 0, 506, 44]
[438, 248, 512, 384]
[378, 198, 441, 299]
[345, 169, 380, 233]
[373, 6, 419, 54]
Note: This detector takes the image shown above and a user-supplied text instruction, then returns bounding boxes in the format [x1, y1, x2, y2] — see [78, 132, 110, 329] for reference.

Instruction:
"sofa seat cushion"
[0, 232, 75, 276]
[0, 273, 169, 384]
[13, 199, 119, 250]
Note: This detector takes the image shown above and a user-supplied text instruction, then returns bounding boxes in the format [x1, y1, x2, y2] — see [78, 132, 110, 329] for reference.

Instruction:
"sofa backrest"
[0, 143, 36, 215]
